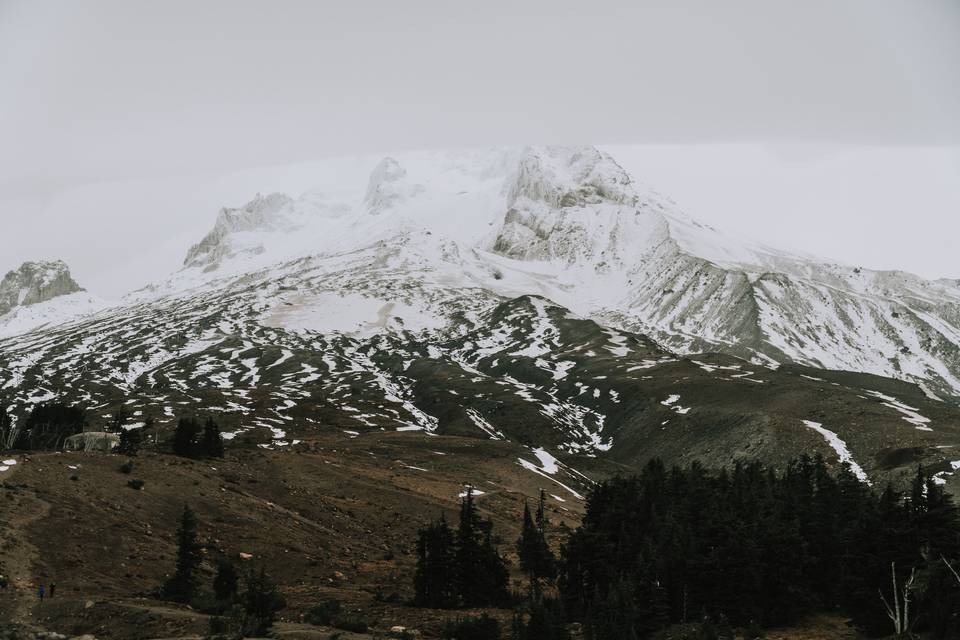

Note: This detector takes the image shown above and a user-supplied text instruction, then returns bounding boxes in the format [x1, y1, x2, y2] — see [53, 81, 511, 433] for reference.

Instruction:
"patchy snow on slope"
[604, 328, 631, 357]
[0, 292, 111, 338]
[517, 448, 584, 500]
[660, 394, 691, 414]
[260, 292, 446, 337]
[865, 391, 932, 431]
[932, 460, 960, 486]
[802, 419, 871, 485]
[531, 447, 560, 474]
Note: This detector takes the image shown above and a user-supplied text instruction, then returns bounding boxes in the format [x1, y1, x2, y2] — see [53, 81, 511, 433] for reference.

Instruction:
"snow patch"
[802, 420, 871, 485]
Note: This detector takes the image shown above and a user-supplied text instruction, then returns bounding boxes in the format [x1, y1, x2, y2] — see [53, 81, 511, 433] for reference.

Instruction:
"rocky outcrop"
[364, 157, 424, 215]
[491, 146, 659, 266]
[183, 192, 293, 270]
[0, 261, 83, 317]
[63, 432, 119, 452]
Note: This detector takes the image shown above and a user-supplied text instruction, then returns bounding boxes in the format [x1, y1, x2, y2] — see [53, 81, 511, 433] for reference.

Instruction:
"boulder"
[63, 432, 120, 452]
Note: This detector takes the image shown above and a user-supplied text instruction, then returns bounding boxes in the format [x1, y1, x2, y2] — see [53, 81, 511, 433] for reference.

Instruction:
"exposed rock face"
[0, 261, 83, 317]
[364, 156, 424, 215]
[183, 192, 294, 270]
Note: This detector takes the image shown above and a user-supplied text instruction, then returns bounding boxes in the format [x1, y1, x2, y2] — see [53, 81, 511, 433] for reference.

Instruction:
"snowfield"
[261, 292, 447, 337]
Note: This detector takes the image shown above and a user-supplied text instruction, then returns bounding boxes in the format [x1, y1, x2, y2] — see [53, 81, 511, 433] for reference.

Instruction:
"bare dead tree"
[943, 555, 960, 586]
[879, 561, 917, 638]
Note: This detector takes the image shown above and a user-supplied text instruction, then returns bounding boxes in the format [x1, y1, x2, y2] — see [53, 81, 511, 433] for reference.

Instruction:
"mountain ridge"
[148, 145, 960, 400]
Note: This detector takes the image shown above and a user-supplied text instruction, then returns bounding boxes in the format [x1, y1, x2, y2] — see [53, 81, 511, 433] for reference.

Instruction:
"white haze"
[1, 0, 959, 296]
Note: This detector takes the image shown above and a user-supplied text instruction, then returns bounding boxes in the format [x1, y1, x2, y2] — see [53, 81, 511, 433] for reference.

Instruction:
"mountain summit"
[2, 146, 959, 492]
[0, 260, 83, 316]
[159, 146, 960, 400]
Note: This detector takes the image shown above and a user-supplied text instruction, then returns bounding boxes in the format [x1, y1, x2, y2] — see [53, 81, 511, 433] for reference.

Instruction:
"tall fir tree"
[172, 416, 201, 457]
[118, 425, 143, 456]
[201, 416, 225, 458]
[414, 516, 458, 608]
[213, 555, 240, 610]
[517, 490, 556, 597]
[456, 488, 510, 607]
[236, 566, 286, 637]
[14, 402, 86, 450]
[163, 504, 203, 602]
[0, 404, 13, 450]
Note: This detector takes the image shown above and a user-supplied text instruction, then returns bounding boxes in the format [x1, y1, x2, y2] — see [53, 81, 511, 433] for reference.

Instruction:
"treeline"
[560, 457, 960, 639]
[172, 416, 225, 458]
[414, 488, 512, 608]
[1, 402, 86, 450]
[415, 489, 567, 640]
[0, 401, 225, 459]
[414, 457, 960, 639]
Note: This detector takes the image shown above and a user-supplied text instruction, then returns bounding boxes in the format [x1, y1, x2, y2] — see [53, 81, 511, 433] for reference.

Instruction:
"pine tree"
[236, 566, 286, 637]
[0, 404, 13, 450]
[118, 426, 143, 456]
[524, 597, 569, 640]
[163, 504, 203, 602]
[517, 491, 556, 597]
[517, 502, 540, 589]
[14, 403, 86, 450]
[456, 488, 510, 607]
[172, 417, 201, 457]
[111, 408, 129, 432]
[414, 517, 458, 608]
[534, 490, 557, 582]
[213, 555, 240, 610]
[479, 524, 511, 607]
[201, 416, 224, 458]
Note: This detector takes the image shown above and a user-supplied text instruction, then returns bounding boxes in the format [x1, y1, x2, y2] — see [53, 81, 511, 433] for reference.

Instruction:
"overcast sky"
[2, 0, 959, 297]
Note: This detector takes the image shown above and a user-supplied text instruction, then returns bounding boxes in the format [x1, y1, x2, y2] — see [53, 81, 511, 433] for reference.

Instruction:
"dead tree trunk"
[944, 555, 960, 586]
[879, 561, 917, 638]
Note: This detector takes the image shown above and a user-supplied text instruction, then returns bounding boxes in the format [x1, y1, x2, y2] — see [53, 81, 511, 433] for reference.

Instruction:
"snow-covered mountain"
[2, 145, 960, 489]
[129, 145, 960, 400]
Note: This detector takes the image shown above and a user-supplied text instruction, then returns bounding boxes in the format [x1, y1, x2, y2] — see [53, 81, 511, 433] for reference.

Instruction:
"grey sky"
[2, 0, 959, 297]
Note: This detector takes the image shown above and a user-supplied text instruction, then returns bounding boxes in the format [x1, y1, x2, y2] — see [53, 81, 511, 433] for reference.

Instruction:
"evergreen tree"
[162, 504, 203, 602]
[118, 425, 143, 456]
[456, 488, 510, 607]
[414, 516, 458, 608]
[523, 597, 569, 640]
[201, 416, 225, 458]
[0, 404, 13, 450]
[213, 555, 240, 610]
[518, 490, 558, 598]
[235, 566, 286, 637]
[13, 402, 86, 450]
[172, 416, 201, 457]
[111, 408, 129, 432]
[559, 457, 960, 639]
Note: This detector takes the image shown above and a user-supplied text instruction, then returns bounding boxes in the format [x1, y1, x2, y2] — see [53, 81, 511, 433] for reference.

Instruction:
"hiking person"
[49, 582, 56, 598]
[38, 584, 45, 602]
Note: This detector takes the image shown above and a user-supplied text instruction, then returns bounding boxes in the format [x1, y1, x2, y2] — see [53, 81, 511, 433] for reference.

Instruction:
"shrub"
[306, 598, 342, 626]
[119, 460, 134, 474]
[127, 479, 145, 490]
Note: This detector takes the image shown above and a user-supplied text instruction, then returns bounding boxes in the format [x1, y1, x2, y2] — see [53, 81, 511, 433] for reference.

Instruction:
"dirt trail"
[0, 460, 53, 624]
